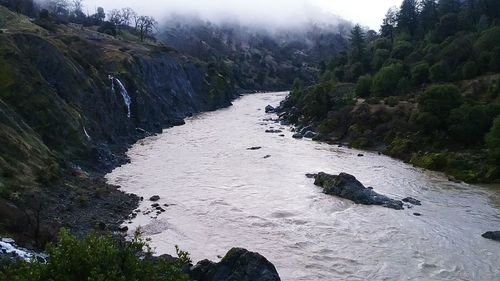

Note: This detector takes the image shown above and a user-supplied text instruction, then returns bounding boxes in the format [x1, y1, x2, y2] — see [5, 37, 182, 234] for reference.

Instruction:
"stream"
[106, 92, 500, 280]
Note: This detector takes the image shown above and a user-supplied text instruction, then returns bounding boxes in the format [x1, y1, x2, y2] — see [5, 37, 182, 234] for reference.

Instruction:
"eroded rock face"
[312, 172, 404, 210]
[190, 248, 281, 281]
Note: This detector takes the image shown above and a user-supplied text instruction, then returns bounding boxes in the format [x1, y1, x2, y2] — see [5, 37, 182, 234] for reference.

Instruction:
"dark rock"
[265, 105, 276, 113]
[402, 197, 421, 206]
[151, 203, 160, 208]
[292, 133, 303, 139]
[119, 226, 128, 232]
[313, 172, 404, 210]
[265, 129, 282, 133]
[305, 173, 317, 179]
[357, 154, 364, 157]
[279, 119, 289, 126]
[278, 134, 285, 137]
[299, 126, 313, 135]
[190, 248, 281, 281]
[263, 155, 271, 159]
[247, 147, 262, 150]
[149, 195, 160, 202]
[303, 131, 316, 138]
[448, 177, 462, 183]
[482, 231, 500, 242]
[413, 213, 422, 216]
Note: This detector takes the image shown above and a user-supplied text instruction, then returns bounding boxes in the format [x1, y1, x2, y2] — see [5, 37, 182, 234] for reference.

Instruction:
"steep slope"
[0, 6, 235, 246]
[159, 16, 350, 91]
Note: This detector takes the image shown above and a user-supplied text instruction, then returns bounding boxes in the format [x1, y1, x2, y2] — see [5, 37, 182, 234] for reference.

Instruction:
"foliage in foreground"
[0, 229, 191, 281]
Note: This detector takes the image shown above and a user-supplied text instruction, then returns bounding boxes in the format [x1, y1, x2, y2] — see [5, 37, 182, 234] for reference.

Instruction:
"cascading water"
[109, 75, 131, 118]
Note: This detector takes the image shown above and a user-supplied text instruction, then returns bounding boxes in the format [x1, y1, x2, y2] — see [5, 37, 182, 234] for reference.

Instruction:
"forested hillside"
[159, 15, 350, 91]
[282, 0, 500, 183]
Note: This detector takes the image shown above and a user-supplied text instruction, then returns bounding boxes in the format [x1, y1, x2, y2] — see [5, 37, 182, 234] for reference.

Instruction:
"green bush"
[371, 63, 404, 97]
[418, 84, 462, 119]
[355, 75, 372, 97]
[391, 41, 413, 59]
[411, 62, 430, 85]
[462, 61, 478, 79]
[485, 116, 500, 161]
[349, 62, 364, 81]
[448, 105, 491, 146]
[429, 61, 450, 82]
[384, 96, 399, 107]
[474, 26, 500, 52]
[490, 47, 500, 72]
[0, 229, 190, 281]
[371, 49, 390, 71]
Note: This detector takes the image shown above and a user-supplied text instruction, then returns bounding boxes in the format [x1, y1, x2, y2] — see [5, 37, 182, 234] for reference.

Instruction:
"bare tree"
[136, 16, 157, 42]
[121, 7, 136, 27]
[108, 9, 123, 27]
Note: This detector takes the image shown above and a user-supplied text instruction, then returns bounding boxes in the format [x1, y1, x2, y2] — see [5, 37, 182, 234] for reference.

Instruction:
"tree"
[438, 0, 460, 15]
[448, 105, 491, 146]
[356, 75, 372, 97]
[429, 61, 450, 82]
[349, 24, 366, 64]
[136, 16, 158, 42]
[380, 7, 398, 42]
[95, 7, 105, 23]
[417, 84, 462, 120]
[108, 9, 123, 27]
[121, 7, 137, 26]
[371, 63, 404, 96]
[398, 0, 418, 35]
[418, 0, 439, 35]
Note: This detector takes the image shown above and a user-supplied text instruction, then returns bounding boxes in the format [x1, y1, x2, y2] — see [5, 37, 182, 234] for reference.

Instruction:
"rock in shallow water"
[190, 247, 281, 281]
[292, 133, 303, 139]
[312, 172, 404, 210]
[402, 197, 421, 206]
[149, 195, 160, 202]
[482, 231, 500, 242]
[265, 105, 276, 113]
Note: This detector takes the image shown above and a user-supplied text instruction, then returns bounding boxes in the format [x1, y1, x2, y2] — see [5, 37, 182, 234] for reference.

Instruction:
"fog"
[82, 0, 403, 30]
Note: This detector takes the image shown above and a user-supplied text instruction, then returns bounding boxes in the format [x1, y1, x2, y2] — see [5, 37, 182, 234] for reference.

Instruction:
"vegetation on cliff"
[284, 0, 500, 183]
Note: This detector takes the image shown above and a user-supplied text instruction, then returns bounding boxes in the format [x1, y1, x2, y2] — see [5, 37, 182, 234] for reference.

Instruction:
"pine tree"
[398, 0, 419, 35]
[349, 24, 366, 64]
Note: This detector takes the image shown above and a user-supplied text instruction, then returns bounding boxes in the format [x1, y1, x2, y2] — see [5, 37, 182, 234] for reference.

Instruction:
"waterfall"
[109, 75, 131, 118]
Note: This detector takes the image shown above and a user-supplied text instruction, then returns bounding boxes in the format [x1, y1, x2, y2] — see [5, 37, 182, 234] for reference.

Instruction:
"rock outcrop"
[311, 172, 404, 210]
[190, 248, 281, 281]
[482, 231, 500, 242]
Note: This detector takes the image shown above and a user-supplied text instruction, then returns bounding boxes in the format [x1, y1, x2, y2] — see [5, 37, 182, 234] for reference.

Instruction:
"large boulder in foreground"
[482, 231, 500, 242]
[312, 172, 404, 210]
[190, 248, 280, 281]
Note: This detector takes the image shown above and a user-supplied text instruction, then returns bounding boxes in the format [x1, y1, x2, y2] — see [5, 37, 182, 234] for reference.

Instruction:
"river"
[106, 92, 500, 280]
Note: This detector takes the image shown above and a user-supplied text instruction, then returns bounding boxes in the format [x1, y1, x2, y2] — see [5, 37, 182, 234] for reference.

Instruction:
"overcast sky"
[83, 0, 403, 30]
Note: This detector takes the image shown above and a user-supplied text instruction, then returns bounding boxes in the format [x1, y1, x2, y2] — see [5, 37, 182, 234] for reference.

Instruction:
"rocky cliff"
[0, 6, 235, 247]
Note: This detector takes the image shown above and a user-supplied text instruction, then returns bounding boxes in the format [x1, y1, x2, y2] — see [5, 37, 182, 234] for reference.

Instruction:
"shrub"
[391, 41, 413, 60]
[384, 96, 398, 107]
[355, 75, 372, 97]
[0, 229, 190, 281]
[485, 116, 500, 162]
[371, 63, 404, 97]
[474, 26, 500, 52]
[349, 62, 364, 81]
[411, 62, 430, 85]
[418, 84, 462, 119]
[429, 61, 450, 82]
[490, 47, 500, 72]
[462, 61, 478, 79]
[448, 105, 491, 146]
[371, 49, 390, 71]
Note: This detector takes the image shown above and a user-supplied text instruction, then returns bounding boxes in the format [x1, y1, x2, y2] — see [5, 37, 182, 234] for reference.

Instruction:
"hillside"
[159, 15, 350, 91]
[0, 5, 235, 247]
[280, 0, 500, 183]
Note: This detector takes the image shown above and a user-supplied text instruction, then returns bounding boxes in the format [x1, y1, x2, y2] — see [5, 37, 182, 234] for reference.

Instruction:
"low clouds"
[82, 0, 403, 29]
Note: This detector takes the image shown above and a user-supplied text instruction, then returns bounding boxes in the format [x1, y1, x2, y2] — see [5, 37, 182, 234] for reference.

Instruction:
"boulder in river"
[190, 247, 281, 281]
[265, 129, 282, 133]
[303, 131, 317, 138]
[265, 105, 276, 113]
[312, 172, 404, 210]
[482, 231, 500, 242]
[402, 197, 421, 205]
[247, 147, 262, 150]
[149, 195, 160, 202]
[299, 125, 313, 135]
[292, 133, 303, 139]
